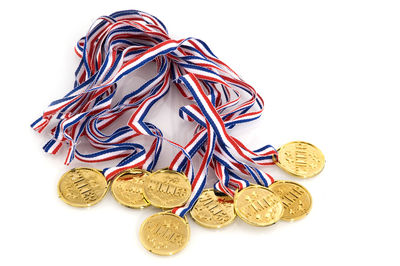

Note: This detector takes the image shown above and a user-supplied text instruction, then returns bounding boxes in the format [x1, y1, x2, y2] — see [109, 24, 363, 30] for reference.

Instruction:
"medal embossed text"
[32, 10, 325, 255]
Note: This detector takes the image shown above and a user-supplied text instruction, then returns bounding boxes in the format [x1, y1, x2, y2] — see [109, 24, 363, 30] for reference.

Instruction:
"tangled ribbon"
[32, 10, 277, 216]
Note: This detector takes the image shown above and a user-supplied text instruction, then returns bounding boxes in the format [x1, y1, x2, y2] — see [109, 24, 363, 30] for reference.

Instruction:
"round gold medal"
[139, 212, 190, 256]
[111, 168, 150, 208]
[234, 185, 283, 226]
[57, 168, 108, 207]
[274, 141, 325, 178]
[143, 169, 191, 209]
[190, 189, 235, 229]
[269, 180, 312, 221]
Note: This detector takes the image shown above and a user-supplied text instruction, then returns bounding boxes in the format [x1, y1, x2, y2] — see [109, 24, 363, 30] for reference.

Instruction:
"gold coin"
[274, 141, 325, 178]
[269, 180, 312, 221]
[57, 168, 108, 207]
[234, 185, 284, 226]
[143, 169, 191, 209]
[110, 168, 150, 208]
[139, 212, 190, 256]
[190, 189, 236, 229]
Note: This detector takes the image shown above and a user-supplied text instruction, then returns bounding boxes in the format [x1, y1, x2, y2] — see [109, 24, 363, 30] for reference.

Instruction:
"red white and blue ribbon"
[32, 10, 277, 217]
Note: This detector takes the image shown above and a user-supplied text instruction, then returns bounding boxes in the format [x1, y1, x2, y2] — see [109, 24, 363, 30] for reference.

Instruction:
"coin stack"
[57, 141, 325, 255]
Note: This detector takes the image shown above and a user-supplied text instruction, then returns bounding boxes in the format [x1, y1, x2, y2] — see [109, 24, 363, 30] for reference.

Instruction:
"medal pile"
[32, 10, 325, 256]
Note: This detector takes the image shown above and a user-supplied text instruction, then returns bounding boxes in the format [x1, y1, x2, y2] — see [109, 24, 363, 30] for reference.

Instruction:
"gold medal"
[234, 185, 283, 226]
[274, 141, 325, 178]
[143, 168, 191, 209]
[190, 189, 236, 229]
[57, 168, 108, 207]
[110, 168, 150, 208]
[269, 180, 312, 221]
[139, 212, 190, 256]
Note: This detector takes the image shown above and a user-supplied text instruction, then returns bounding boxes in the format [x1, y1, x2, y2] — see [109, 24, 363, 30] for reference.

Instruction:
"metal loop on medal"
[143, 168, 192, 209]
[110, 168, 151, 208]
[57, 168, 109, 207]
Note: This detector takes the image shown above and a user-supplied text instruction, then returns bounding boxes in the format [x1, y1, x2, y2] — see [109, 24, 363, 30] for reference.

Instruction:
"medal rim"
[234, 185, 284, 227]
[269, 180, 312, 221]
[139, 212, 190, 256]
[274, 141, 325, 178]
[190, 188, 236, 229]
[143, 168, 192, 209]
[57, 167, 109, 208]
[110, 168, 151, 209]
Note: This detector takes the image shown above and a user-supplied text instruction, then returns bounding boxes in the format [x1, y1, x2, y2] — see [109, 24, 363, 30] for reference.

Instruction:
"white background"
[1, 1, 399, 265]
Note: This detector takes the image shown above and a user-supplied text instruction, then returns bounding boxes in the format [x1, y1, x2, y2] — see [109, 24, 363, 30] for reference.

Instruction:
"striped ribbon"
[31, 10, 277, 217]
